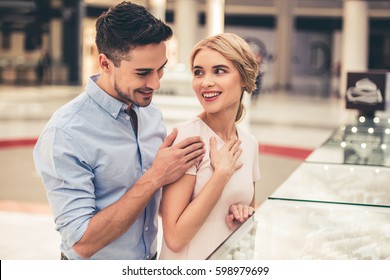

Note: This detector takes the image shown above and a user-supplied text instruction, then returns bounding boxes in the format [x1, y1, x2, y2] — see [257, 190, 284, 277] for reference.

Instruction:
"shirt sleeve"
[33, 127, 95, 248]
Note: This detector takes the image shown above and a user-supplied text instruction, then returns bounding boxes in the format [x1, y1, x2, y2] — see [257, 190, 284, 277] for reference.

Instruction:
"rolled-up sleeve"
[33, 127, 95, 248]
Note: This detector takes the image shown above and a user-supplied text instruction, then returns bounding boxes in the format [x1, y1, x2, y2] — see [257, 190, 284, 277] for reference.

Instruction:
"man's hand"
[151, 128, 205, 186]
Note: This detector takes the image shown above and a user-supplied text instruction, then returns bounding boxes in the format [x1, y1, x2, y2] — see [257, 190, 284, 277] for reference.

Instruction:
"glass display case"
[307, 122, 390, 167]
[208, 200, 390, 260]
[306, 140, 390, 167]
[208, 113, 390, 260]
[269, 162, 390, 207]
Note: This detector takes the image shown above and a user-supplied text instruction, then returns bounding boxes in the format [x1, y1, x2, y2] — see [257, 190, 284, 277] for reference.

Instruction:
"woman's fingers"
[229, 204, 255, 222]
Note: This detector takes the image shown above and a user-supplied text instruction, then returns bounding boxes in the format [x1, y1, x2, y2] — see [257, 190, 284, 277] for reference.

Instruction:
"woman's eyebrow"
[192, 64, 229, 69]
[212, 64, 229, 69]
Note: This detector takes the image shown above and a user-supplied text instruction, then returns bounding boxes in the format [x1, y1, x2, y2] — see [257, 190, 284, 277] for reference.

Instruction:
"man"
[33, 1, 204, 260]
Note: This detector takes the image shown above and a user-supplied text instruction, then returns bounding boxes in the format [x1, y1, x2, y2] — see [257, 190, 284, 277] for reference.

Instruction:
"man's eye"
[137, 72, 149, 77]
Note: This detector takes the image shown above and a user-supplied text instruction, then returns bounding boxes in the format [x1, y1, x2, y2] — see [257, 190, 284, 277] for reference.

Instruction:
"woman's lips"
[201, 91, 221, 101]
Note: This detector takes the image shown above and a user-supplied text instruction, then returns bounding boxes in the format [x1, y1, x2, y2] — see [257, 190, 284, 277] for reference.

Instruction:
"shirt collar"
[86, 74, 127, 119]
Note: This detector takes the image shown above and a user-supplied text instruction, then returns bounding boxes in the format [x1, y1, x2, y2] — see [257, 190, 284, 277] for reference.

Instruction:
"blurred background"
[0, 0, 389, 259]
[0, 0, 389, 93]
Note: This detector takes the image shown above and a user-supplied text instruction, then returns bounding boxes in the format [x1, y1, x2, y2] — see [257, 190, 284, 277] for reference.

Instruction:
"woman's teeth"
[202, 92, 220, 98]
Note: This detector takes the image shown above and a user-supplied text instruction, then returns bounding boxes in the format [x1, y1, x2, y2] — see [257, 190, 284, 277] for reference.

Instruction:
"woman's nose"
[201, 77, 215, 88]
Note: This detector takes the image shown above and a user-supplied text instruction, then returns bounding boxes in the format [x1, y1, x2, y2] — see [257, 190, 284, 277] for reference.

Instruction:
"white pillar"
[274, 0, 294, 91]
[340, 0, 369, 97]
[50, 20, 62, 64]
[206, 0, 225, 36]
[50, 0, 62, 64]
[175, 0, 198, 66]
[148, 0, 166, 21]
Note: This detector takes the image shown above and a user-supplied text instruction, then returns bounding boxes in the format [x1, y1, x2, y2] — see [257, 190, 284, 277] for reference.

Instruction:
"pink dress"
[159, 117, 260, 259]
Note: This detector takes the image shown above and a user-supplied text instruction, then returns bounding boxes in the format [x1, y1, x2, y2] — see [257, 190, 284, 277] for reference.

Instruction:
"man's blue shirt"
[33, 74, 166, 259]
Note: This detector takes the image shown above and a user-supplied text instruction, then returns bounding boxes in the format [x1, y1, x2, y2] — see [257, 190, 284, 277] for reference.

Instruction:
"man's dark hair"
[95, 1, 173, 66]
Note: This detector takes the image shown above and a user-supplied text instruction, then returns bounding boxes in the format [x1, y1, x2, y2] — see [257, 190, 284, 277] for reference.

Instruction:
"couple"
[33, 1, 260, 260]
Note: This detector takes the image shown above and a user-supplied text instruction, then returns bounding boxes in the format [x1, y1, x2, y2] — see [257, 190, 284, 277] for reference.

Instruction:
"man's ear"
[98, 53, 111, 72]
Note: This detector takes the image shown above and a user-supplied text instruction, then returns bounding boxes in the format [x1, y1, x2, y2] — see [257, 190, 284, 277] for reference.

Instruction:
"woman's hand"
[225, 204, 255, 230]
[209, 136, 242, 178]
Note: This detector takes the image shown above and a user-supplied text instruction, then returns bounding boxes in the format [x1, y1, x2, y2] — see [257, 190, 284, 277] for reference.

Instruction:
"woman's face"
[192, 48, 244, 116]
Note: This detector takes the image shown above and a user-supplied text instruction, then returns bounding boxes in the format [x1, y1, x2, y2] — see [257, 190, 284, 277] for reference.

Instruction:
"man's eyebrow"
[135, 60, 168, 72]
[158, 60, 168, 70]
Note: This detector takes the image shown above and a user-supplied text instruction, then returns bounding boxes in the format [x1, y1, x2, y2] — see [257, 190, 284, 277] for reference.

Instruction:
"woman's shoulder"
[173, 117, 206, 143]
[237, 125, 258, 145]
[175, 117, 204, 133]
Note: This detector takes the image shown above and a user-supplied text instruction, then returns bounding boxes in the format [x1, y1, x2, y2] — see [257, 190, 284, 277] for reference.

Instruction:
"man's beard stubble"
[114, 80, 153, 108]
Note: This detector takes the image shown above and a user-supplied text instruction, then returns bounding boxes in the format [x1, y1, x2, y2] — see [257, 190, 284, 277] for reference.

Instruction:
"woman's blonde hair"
[190, 33, 259, 122]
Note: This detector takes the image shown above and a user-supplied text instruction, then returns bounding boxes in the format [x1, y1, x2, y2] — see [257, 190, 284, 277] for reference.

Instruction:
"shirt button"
[112, 113, 116, 117]
[126, 116, 130, 120]
[145, 226, 149, 231]
[146, 254, 150, 259]
[143, 169, 147, 174]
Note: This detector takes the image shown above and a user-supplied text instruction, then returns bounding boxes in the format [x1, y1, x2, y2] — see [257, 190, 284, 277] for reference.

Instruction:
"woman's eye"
[215, 68, 225, 74]
[193, 70, 203, 76]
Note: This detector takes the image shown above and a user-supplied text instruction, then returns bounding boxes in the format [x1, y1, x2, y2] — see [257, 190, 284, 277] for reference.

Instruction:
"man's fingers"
[176, 136, 203, 149]
[183, 151, 205, 167]
[181, 141, 205, 156]
[161, 128, 178, 148]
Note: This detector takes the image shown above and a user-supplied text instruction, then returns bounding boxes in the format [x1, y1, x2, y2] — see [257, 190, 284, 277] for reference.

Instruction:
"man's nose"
[146, 72, 161, 90]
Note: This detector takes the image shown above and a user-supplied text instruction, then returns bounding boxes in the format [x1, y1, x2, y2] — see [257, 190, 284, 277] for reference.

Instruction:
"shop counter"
[208, 200, 390, 260]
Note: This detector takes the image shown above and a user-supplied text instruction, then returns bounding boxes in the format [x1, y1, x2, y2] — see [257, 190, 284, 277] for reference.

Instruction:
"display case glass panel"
[306, 141, 390, 167]
[345, 114, 390, 128]
[269, 162, 390, 207]
[329, 124, 390, 144]
[307, 125, 390, 167]
[208, 200, 390, 260]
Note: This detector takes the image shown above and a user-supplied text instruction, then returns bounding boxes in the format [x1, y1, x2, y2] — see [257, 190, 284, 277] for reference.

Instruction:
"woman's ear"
[241, 79, 246, 91]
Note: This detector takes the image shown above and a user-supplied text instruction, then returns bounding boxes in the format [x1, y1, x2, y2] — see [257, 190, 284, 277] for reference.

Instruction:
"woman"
[159, 33, 260, 259]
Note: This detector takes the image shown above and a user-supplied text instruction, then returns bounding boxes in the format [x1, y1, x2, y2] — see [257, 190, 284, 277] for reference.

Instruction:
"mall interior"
[0, 0, 390, 260]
